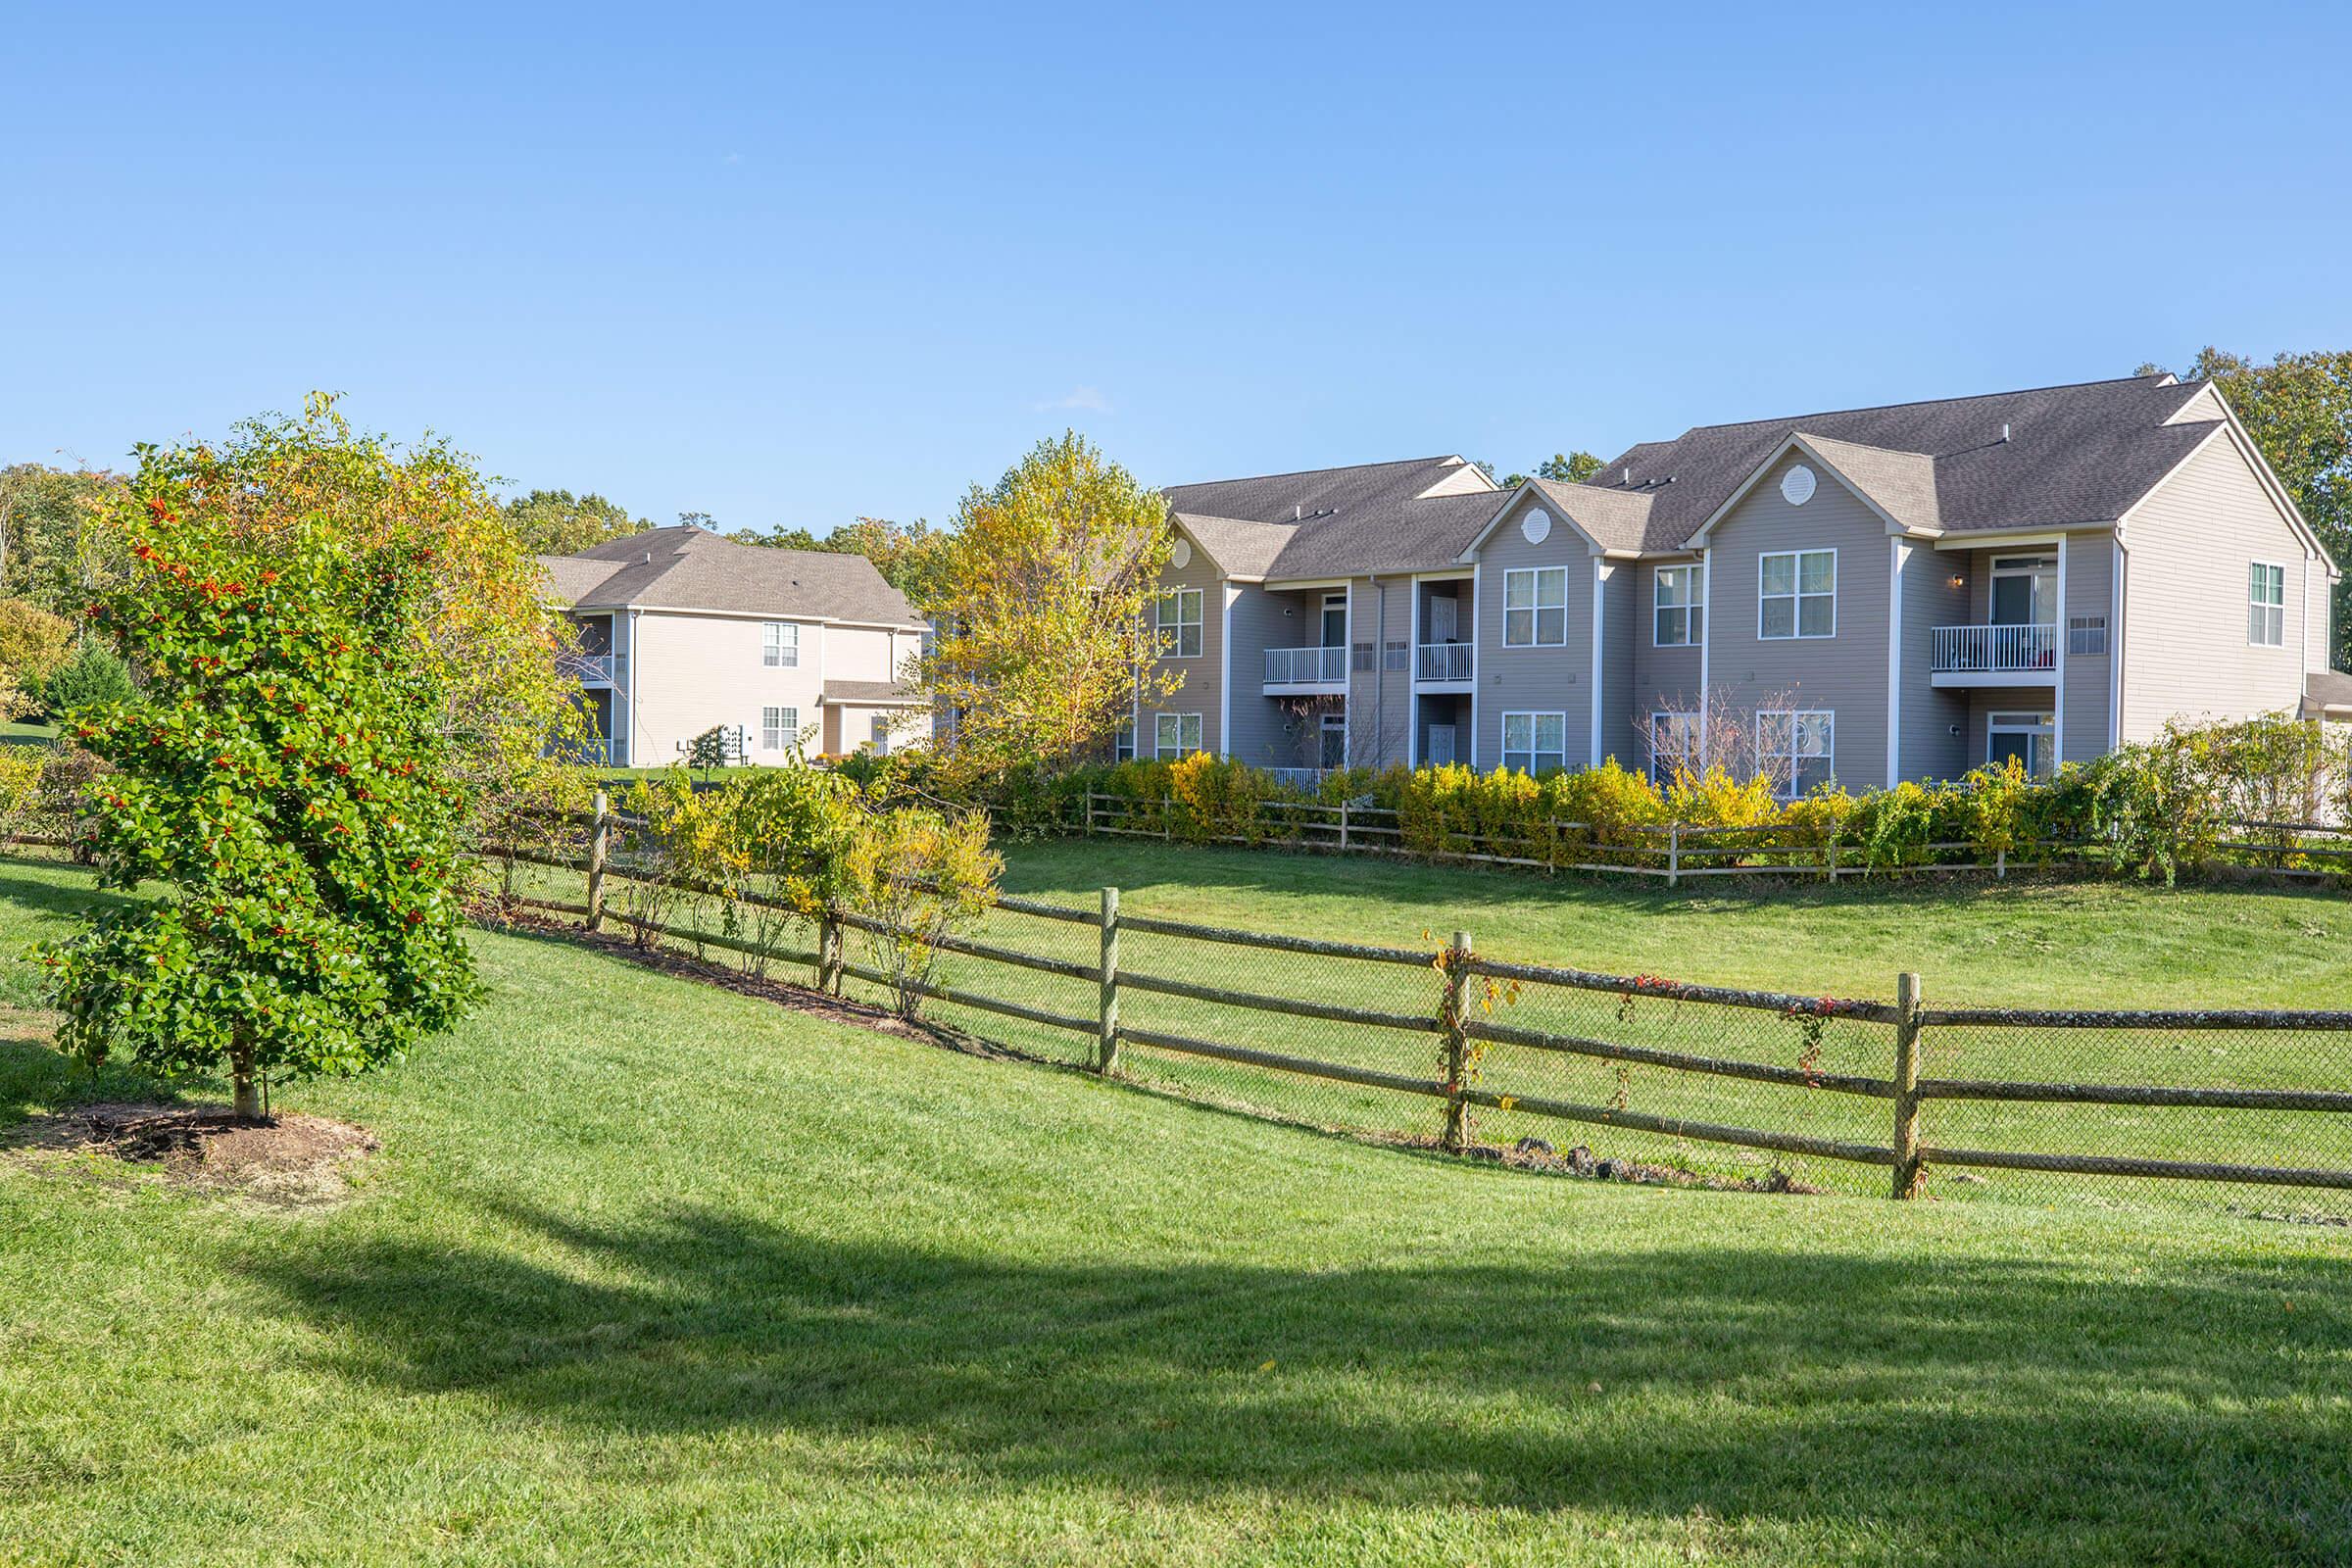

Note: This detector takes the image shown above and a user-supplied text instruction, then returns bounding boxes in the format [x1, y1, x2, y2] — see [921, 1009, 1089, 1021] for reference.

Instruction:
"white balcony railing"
[1267, 766, 1329, 792]
[1415, 642, 1474, 682]
[559, 650, 621, 686]
[1932, 623, 2057, 674]
[1265, 646, 1348, 686]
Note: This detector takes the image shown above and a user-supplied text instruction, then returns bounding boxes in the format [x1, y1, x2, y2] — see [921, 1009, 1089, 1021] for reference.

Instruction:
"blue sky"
[7, 2, 2349, 534]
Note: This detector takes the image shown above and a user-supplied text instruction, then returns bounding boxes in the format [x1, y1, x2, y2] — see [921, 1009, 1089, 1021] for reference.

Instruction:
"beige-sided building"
[538, 525, 930, 766]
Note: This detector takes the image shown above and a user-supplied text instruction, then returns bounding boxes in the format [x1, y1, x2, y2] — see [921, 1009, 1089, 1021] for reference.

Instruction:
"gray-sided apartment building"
[1129, 372, 2343, 791]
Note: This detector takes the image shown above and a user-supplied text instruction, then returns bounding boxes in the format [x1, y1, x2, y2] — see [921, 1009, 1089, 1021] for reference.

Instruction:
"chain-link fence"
[482, 818, 2352, 1222]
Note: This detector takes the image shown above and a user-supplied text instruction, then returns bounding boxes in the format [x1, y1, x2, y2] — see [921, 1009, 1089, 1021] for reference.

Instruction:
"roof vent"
[1294, 505, 1302, 520]
[2000, 423, 2012, 443]
[1623, 467, 1632, 485]
[642, 551, 654, 564]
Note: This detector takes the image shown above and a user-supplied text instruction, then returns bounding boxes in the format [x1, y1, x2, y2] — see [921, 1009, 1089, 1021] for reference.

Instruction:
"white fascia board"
[1456, 482, 1608, 563]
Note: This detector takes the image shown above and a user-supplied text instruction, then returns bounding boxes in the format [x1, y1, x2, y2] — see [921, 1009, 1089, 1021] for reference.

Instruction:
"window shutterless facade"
[1154, 711, 1202, 759]
[760, 705, 799, 752]
[1756, 710, 1834, 798]
[1114, 720, 1136, 762]
[1500, 710, 1568, 776]
[1758, 549, 1836, 639]
[1653, 564, 1704, 647]
[1648, 710, 1700, 784]
[1155, 589, 1203, 658]
[761, 621, 800, 667]
[1503, 567, 1568, 646]
[2249, 562, 2286, 647]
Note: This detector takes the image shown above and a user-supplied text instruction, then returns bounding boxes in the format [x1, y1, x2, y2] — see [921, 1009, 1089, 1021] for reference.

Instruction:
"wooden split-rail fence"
[483, 795, 2352, 1205]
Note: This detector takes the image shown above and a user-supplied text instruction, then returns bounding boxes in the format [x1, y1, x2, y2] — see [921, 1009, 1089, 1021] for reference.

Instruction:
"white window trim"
[2249, 560, 2287, 648]
[1755, 709, 1835, 800]
[1757, 548, 1838, 641]
[761, 621, 801, 668]
[1499, 710, 1570, 776]
[1155, 588, 1204, 660]
[1985, 710, 2056, 779]
[760, 705, 800, 752]
[1502, 566, 1569, 648]
[1653, 564, 1704, 648]
[1154, 711, 1202, 760]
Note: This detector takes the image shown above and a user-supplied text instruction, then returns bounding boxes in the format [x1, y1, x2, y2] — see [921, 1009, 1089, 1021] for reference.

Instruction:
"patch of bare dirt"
[1375, 1131, 1827, 1195]
[5, 1102, 378, 1208]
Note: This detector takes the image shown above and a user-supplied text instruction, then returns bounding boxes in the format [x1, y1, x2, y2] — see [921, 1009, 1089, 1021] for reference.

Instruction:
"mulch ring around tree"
[4, 1102, 379, 1209]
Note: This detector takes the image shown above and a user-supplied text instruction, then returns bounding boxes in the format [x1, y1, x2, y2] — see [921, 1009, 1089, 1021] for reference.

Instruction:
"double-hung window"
[1503, 567, 1568, 646]
[1114, 719, 1137, 762]
[1155, 589, 1203, 658]
[1501, 711, 1568, 776]
[762, 621, 800, 667]
[760, 706, 799, 752]
[1759, 550, 1836, 639]
[2249, 563, 2286, 647]
[1648, 710, 1700, 784]
[1154, 712, 1202, 759]
[1654, 564, 1704, 647]
[1756, 710, 1834, 799]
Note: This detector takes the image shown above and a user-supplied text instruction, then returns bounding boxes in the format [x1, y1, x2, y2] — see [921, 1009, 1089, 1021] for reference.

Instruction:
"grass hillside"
[1, 857, 2349, 1565]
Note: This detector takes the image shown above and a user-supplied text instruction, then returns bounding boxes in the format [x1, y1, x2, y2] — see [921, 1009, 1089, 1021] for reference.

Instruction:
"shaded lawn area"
[0, 859, 2348, 1564]
[995, 837, 2352, 1007]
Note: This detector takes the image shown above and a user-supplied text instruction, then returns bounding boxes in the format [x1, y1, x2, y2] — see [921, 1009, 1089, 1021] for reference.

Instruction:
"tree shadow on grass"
[243, 1194, 2352, 1563]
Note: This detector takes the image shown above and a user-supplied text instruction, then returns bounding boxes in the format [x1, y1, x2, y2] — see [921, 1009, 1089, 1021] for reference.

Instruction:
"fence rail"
[480, 801, 2352, 1218]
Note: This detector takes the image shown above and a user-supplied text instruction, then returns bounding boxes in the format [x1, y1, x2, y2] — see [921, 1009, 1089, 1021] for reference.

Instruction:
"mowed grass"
[992, 837, 2352, 1008]
[496, 839, 2352, 1211]
[0, 857, 2349, 1565]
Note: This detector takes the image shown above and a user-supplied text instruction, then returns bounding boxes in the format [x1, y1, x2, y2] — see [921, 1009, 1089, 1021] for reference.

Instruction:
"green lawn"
[993, 837, 2352, 1007]
[1, 856, 2348, 1565]
[492, 838, 2352, 1213]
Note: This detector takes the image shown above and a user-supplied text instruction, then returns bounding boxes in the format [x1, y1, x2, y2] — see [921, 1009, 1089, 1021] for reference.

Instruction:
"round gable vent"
[1169, 538, 1192, 568]
[1781, 465, 1817, 507]
[1522, 508, 1552, 545]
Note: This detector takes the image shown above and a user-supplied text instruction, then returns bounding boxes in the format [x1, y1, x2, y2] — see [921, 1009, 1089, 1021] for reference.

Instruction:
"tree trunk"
[229, 1036, 263, 1121]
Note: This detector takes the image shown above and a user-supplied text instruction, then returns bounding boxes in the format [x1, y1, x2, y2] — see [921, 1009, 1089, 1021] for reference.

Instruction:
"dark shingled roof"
[541, 525, 922, 625]
[1163, 456, 1500, 579]
[1586, 373, 2222, 552]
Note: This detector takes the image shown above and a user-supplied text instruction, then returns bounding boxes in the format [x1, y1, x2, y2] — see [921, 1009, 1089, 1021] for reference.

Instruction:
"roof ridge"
[1651, 372, 2184, 445]
[1164, 454, 1465, 490]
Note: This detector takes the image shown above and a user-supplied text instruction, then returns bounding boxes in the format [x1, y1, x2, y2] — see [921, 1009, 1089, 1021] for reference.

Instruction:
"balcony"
[1932, 623, 2056, 687]
[1264, 646, 1348, 692]
[1414, 642, 1474, 687]
[559, 650, 622, 686]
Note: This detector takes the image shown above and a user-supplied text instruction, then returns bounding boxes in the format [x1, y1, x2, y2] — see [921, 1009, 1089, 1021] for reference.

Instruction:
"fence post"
[1891, 971, 1924, 1200]
[1442, 929, 1471, 1153]
[818, 908, 845, 996]
[1995, 846, 2007, 879]
[1163, 795, 1174, 842]
[1826, 833, 1838, 883]
[1340, 800, 1351, 854]
[586, 790, 610, 933]
[1097, 885, 1121, 1075]
[1667, 823, 1680, 888]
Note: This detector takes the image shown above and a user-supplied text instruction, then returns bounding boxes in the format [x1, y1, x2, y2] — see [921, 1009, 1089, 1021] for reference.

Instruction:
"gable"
[1701, 447, 1894, 556]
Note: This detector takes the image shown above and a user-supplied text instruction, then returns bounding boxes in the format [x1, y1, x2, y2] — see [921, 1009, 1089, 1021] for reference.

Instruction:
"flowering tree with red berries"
[42, 484, 479, 1119]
